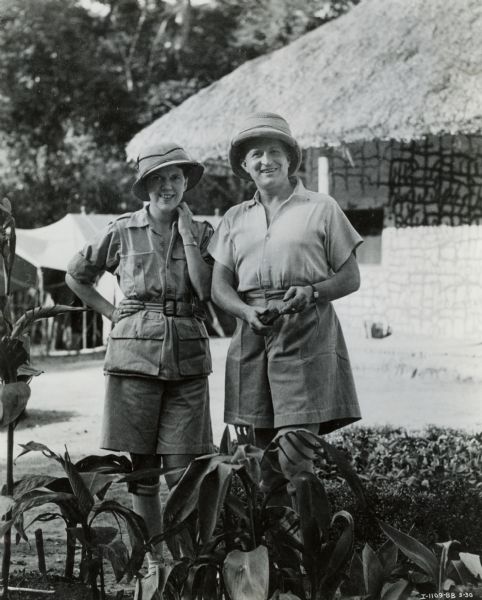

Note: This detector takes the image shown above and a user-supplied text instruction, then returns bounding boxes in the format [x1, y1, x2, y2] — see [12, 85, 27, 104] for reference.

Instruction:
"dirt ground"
[1, 333, 481, 597]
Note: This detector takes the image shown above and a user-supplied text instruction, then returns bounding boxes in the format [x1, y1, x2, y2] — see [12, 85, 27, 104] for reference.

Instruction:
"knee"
[163, 454, 194, 490]
[129, 453, 161, 492]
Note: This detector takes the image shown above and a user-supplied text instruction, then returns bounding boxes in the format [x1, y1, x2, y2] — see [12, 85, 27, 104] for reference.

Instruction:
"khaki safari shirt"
[208, 178, 363, 290]
[67, 206, 214, 380]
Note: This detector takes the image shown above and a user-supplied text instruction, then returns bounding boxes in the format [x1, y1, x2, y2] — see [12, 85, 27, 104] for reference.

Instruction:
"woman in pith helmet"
[66, 142, 214, 585]
[209, 112, 362, 500]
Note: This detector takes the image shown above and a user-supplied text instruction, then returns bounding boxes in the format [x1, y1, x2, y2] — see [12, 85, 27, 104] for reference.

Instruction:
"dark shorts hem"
[100, 441, 214, 455]
[225, 410, 361, 434]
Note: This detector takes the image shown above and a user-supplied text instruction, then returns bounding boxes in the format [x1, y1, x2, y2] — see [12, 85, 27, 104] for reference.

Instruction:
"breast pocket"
[119, 252, 154, 298]
[175, 318, 212, 376]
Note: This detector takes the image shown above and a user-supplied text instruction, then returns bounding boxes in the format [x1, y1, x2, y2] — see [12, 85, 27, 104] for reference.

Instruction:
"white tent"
[15, 212, 119, 347]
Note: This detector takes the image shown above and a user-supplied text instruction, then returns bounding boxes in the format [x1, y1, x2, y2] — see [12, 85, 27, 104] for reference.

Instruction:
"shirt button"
[266, 234, 270, 240]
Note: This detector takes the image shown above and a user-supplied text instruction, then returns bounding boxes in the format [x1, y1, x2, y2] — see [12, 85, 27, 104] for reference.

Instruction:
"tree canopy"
[0, 0, 358, 226]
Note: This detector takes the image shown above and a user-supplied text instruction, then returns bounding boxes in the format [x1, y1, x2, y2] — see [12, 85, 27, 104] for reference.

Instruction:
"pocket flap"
[110, 312, 165, 340]
[175, 319, 208, 340]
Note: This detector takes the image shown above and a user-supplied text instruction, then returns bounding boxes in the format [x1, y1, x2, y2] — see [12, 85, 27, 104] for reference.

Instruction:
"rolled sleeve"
[66, 221, 121, 284]
[208, 216, 235, 272]
[324, 199, 363, 272]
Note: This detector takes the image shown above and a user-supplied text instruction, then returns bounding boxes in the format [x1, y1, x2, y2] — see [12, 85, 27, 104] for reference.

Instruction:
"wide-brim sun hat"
[132, 142, 204, 202]
[229, 112, 302, 181]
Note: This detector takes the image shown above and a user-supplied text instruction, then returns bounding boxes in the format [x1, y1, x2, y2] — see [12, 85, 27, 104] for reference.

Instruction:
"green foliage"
[7, 445, 152, 599]
[319, 426, 482, 491]
[327, 478, 482, 552]
[0, 0, 359, 227]
[151, 427, 364, 600]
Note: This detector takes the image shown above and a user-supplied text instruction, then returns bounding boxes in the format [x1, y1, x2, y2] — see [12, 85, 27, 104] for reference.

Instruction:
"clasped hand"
[243, 286, 314, 335]
[279, 285, 314, 314]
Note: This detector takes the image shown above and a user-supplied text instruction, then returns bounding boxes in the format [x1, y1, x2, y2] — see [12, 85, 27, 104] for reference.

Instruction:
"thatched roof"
[127, 0, 482, 162]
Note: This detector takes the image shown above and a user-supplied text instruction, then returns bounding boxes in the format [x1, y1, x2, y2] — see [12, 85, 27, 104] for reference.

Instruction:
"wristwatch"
[310, 285, 319, 301]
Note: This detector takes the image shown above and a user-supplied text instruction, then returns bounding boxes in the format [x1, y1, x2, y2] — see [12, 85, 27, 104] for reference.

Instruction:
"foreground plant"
[342, 522, 482, 599]
[139, 426, 367, 600]
[0, 198, 85, 599]
[2, 443, 153, 600]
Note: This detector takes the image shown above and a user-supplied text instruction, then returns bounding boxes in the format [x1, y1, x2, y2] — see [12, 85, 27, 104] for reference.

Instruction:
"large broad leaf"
[459, 553, 482, 580]
[220, 425, 233, 455]
[75, 453, 132, 474]
[16, 441, 61, 461]
[80, 472, 117, 500]
[0, 382, 30, 426]
[379, 521, 438, 582]
[322, 511, 355, 586]
[269, 593, 303, 600]
[381, 579, 411, 600]
[11, 305, 87, 338]
[379, 539, 399, 577]
[0, 495, 14, 516]
[223, 545, 269, 600]
[134, 564, 171, 600]
[363, 543, 385, 597]
[181, 563, 209, 599]
[0, 337, 28, 381]
[91, 499, 148, 582]
[450, 559, 479, 586]
[198, 462, 234, 545]
[164, 454, 229, 529]
[291, 471, 331, 536]
[13, 475, 58, 499]
[340, 552, 365, 597]
[63, 449, 94, 517]
[230, 445, 263, 485]
[436, 540, 460, 590]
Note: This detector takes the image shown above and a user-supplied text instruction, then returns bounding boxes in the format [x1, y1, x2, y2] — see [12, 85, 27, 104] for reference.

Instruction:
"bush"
[326, 478, 482, 551]
[314, 426, 482, 551]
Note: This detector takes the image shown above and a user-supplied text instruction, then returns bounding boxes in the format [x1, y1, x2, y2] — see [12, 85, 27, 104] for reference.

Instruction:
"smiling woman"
[65, 141, 215, 592]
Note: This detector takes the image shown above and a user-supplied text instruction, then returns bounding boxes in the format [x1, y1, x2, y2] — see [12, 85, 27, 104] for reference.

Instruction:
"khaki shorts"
[101, 374, 213, 455]
[224, 289, 361, 433]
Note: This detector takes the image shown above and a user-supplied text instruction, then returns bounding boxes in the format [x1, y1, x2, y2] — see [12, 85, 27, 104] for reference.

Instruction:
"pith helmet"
[132, 142, 204, 201]
[229, 112, 302, 180]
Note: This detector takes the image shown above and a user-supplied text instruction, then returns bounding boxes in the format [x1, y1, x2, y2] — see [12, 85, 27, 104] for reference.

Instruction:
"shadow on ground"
[14, 409, 77, 430]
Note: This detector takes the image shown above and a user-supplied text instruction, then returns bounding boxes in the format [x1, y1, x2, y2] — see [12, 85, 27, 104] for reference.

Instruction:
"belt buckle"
[163, 299, 176, 316]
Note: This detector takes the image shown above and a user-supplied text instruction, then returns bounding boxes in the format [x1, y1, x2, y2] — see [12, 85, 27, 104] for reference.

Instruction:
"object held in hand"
[258, 308, 281, 326]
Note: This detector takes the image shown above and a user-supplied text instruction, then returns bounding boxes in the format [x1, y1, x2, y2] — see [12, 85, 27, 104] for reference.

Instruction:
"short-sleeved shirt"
[208, 178, 363, 431]
[208, 178, 362, 291]
[67, 206, 214, 379]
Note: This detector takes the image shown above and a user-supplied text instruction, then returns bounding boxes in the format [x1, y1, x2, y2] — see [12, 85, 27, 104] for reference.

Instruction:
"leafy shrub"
[320, 426, 482, 492]
[326, 478, 482, 551]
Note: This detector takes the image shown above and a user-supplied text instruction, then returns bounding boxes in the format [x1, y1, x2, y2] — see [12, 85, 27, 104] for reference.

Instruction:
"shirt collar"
[247, 177, 308, 207]
[125, 206, 150, 228]
[125, 205, 179, 236]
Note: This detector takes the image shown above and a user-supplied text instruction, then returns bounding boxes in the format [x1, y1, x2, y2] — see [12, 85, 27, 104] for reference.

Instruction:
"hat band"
[136, 147, 183, 169]
[238, 124, 292, 138]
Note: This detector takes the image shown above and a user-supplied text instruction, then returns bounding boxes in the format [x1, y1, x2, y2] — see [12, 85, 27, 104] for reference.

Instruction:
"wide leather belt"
[141, 300, 200, 317]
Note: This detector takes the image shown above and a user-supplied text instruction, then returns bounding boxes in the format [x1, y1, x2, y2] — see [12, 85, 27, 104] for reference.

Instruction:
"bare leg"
[129, 453, 163, 572]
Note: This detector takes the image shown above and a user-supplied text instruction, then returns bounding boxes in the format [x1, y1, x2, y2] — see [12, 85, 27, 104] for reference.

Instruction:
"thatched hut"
[127, 0, 482, 340]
